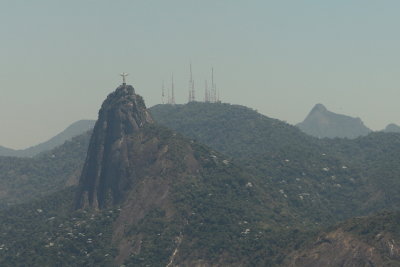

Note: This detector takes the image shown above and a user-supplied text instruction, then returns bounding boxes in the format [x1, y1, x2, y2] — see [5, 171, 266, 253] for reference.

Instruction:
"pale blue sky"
[1, 1, 400, 148]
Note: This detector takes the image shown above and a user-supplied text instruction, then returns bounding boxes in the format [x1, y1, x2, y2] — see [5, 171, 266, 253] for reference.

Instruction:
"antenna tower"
[171, 73, 176, 105]
[211, 68, 216, 102]
[161, 80, 165, 104]
[192, 80, 195, 102]
[188, 63, 195, 102]
[204, 80, 209, 102]
[216, 82, 220, 102]
[167, 82, 170, 104]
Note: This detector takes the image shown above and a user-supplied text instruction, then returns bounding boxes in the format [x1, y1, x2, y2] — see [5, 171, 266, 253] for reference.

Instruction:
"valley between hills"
[0, 85, 400, 266]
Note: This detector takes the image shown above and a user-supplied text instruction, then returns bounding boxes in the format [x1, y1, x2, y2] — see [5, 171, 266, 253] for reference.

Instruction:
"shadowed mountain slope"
[297, 104, 371, 139]
[284, 211, 400, 266]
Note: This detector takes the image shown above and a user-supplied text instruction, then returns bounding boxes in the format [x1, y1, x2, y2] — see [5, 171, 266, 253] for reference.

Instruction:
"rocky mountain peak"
[75, 84, 153, 209]
[310, 103, 328, 113]
[297, 103, 371, 139]
[98, 84, 153, 132]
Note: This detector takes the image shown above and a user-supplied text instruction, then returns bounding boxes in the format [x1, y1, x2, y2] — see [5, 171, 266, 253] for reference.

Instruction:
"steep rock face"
[297, 104, 371, 139]
[75, 85, 153, 209]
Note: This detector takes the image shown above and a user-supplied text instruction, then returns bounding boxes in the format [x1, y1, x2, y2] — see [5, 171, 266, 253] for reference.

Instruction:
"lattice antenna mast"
[171, 73, 176, 105]
[188, 63, 192, 102]
[212, 68, 219, 102]
[216, 82, 220, 102]
[188, 63, 195, 102]
[167, 81, 171, 104]
[191, 64, 195, 102]
[211, 68, 216, 102]
[192, 80, 195, 102]
[161, 80, 165, 104]
[204, 80, 209, 102]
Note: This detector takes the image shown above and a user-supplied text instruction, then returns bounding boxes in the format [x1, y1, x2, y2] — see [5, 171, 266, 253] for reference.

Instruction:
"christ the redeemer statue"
[120, 72, 128, 85]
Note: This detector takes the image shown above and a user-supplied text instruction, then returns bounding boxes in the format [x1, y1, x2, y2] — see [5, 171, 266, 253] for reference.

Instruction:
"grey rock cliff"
[75, 85, 153, 209]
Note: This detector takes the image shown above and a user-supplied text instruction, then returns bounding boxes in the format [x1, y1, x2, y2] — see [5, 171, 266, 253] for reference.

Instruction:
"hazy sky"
[1, 1, 400, 149]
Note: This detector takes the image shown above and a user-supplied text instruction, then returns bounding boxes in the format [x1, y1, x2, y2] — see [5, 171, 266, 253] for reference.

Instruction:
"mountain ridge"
[0, 119, 95, 157]
[150, 102, 400, 225]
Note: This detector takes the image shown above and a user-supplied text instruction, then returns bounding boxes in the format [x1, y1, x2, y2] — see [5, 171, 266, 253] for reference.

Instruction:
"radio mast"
[171, 73, 176, 105]
[188, 63, 195, 102]
[161, 80, 165, 104]
[204, 80, 209, 102]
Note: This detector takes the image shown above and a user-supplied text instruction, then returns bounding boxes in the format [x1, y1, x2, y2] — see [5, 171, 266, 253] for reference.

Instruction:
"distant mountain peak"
[0, 119, 95, 157]
[297, 104, 371, 139]
[310, 103, 328, 113]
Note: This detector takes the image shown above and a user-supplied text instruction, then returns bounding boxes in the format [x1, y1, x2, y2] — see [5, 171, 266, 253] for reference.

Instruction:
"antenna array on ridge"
[171, 73, 175, 104]
[207, 67, 219, 103]
[161, 65, 220, 105]
[161, 80, 165, 104]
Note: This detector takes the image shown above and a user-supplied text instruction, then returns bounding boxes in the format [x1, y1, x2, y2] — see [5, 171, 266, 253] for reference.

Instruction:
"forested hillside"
[284, 211, 400, 266]
[0, 101, 399, 266]
[0, 86, 314, 266]
[0, 131, 91, 207]
[0, 187, 118, 266]
[150, 103, 400, 225]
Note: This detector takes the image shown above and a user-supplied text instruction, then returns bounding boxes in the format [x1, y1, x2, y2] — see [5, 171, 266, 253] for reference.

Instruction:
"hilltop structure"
[162, 64, 221, 104]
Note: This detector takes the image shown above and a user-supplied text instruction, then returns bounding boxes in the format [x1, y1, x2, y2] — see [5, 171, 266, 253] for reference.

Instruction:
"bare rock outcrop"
[75, 84, 153, 209]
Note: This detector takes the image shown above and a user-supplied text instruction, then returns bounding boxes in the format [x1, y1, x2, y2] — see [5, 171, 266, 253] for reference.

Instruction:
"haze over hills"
[149, 102, 400, 264]
[0, 85, 307, 266]
[150, 102, 400, 224]
[297, 103, 372, 139]
[2, 1, 400, 265]
[0, 120, 95, 157]
[384, 123, 400, 133]
[1, 98, 400, 265]
[0, 130, 91, 207]
[73, 85, 302, 265]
